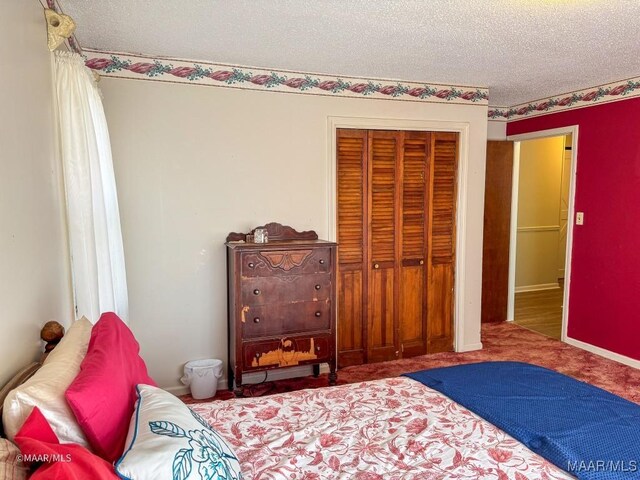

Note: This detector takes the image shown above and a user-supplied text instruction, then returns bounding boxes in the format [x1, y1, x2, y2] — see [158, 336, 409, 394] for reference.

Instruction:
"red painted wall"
[507, 98, 640, 360]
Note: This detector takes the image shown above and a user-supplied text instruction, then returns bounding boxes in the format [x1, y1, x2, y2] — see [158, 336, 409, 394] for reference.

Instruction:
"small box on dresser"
[226, 223, 337, 397]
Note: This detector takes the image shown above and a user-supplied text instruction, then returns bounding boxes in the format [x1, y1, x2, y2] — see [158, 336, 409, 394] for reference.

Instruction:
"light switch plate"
[576, 212, 584, 225]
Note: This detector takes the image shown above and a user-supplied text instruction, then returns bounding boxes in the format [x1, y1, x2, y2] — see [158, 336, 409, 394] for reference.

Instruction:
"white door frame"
[327, 116, 472, 353]
[506, 125, 579, 342]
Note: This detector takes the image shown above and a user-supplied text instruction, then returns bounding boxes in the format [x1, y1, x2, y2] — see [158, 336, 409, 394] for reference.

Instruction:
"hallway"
[514, 287, 563, 340]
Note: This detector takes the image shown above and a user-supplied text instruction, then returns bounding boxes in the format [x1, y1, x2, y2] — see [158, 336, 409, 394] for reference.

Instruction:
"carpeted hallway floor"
[183, 322, 640, 404]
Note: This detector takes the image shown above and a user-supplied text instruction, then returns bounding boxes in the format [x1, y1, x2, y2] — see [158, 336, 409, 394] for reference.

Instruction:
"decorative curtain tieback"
[45, 9, 76, 51]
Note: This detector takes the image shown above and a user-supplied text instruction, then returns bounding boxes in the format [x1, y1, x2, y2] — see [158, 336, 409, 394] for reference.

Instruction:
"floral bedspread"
[191, 377, 573, 480]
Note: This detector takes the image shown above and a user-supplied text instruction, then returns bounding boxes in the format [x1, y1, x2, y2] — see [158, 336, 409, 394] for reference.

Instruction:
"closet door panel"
[369, 132, 397, 263]
[427, 132, 457, 353]
[401, 132, 430, 258]
[368, 266, 396, 362]
[337, 267, 364, 366]
[399, 132, 430, 357]
[336, 129, 368, 367]
[399, 265, 425, 354]
[431, 135, 457, 264]
[427, 264, 454, 351]
[367, 131, 399, 362]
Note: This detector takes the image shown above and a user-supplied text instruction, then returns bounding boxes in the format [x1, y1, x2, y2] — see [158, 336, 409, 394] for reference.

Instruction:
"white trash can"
[180, 359, 223, 399]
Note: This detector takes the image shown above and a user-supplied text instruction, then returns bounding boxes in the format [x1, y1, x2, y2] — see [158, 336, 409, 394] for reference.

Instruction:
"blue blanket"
[404, 362, 640, 480]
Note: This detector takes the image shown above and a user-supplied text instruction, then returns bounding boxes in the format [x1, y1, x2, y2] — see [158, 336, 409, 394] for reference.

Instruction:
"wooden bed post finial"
[40, 321, 65, 356]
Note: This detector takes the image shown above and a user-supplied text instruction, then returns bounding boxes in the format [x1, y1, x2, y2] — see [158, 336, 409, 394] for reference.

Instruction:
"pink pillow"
[14, 407, 117, 479]
[12, 407, 57, 444]
[65, 313, 155, 463]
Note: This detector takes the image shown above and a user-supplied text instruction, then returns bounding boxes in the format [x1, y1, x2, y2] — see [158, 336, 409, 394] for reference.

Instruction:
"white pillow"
[2, 317, 92, 446]
[116, 384, 243, 480]
[0, 438, 27, 480]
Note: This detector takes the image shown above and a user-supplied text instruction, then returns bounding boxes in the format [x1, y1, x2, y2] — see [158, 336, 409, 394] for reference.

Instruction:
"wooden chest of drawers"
[226, 223, 337, 396]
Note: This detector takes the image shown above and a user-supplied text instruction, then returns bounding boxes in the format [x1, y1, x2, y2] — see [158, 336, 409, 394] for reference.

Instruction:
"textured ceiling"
[58, 0, 640, 106]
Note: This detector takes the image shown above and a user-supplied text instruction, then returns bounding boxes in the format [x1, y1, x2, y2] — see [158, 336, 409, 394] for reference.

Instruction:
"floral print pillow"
[116, 384, 242, 480]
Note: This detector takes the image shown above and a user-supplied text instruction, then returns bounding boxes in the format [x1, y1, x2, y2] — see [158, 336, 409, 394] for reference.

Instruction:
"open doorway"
[506, 128, 578, 341]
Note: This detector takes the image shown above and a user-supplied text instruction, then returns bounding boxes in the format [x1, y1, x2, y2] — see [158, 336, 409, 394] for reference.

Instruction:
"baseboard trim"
[165, 385, 192, 396]
[458, 342, 483, 352]
[515, 283, 561, 293]
[565, 337, 640, 370]
[165, 378, 229, 397]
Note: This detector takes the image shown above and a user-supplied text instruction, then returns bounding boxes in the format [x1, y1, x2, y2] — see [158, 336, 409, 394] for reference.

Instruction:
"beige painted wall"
[0, 3, 72, 384]
[515, 136, 565, 289]
[100, 78, 488, 391]
[487, 120, 507, 140]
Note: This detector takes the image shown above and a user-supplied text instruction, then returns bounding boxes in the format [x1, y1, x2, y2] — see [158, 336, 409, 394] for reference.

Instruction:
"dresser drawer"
[241, 248, 332, 277]
[241, 300, 331, 338]
[241, 274, 331, 305]
[243, 335, 332, 371]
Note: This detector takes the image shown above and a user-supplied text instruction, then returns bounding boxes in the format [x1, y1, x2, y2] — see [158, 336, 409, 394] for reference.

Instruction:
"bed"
[2, 313, 638, 480]
[192, 376, 571, 479]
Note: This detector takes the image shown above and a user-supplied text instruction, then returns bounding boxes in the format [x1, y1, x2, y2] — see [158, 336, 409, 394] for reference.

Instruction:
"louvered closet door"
[367, 131, 400, 363]
[399, 132, 431, 357]
[427, 132, 458, 353]
[336, 129, 457, 367]
[336, 130, 368, 367]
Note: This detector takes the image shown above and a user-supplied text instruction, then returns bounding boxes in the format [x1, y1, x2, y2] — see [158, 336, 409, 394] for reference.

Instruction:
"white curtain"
[54, 51, 129, 323]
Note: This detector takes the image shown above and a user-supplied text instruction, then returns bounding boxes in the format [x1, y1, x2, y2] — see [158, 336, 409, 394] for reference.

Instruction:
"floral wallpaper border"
[488, 76, 640, 122]
[82, 49, 489, 106]
[82, 50, 639, 120]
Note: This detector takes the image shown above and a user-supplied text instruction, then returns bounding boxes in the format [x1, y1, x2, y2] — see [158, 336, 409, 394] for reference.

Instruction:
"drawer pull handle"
[255, 352, 262, 359]
[248, 262, 255, 268]
[253, 289, 261, 295]
[314, 284, 321, 290]
[316, 346, 321, 352]
[319, 259, 325, 265]
[314, 311, 322, 317]
[253, 317, 260, 323]
[374, 263, 379, 269]
[419, 259, 424, 265]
